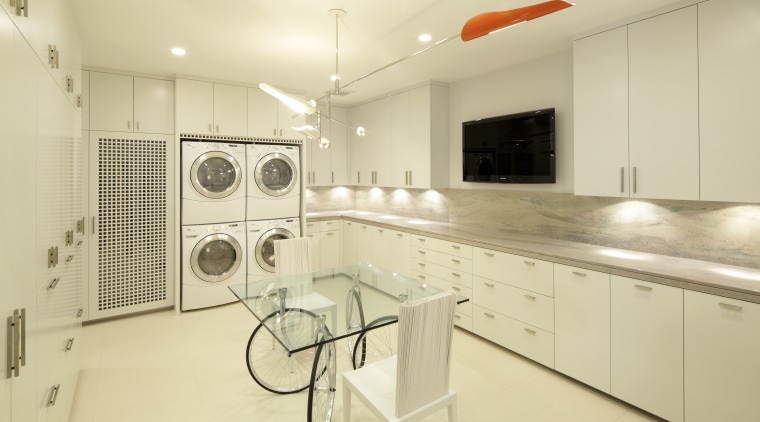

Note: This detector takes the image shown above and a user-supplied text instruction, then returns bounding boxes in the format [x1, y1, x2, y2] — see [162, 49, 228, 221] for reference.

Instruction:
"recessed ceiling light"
[171, 47, 186, 56]
[418, 34, 432, 42]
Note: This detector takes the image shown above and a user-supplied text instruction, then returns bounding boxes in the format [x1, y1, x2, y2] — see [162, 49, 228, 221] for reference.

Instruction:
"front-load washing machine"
[182, 141, 246, 224]
[182, 221, 246, 310]
[247, 218, 301, 282]
[246, 143, 300, 220]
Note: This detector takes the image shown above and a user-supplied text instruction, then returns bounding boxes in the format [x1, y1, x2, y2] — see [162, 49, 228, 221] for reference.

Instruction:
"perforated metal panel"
[91, 136, 173, 318]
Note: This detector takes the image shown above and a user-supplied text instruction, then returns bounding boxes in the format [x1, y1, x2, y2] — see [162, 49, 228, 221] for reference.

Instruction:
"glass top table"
[229, 262, 469, 354]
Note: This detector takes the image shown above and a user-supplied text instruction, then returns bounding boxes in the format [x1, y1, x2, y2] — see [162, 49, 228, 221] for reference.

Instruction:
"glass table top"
[229, 263, 469, 353]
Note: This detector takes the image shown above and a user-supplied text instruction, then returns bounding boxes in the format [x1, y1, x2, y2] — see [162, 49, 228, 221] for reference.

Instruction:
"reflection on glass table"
[228, 262, 469, 422]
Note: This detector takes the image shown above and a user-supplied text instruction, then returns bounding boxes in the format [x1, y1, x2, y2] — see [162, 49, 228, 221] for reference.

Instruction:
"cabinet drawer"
[410, 258, 472, 288]
[410, 236, 472, 259]
[411, 271, 472, 317]
[305, 221, 320, 234]
[454, 312, 473, 332]
[473, 305, 554, 368]
[473, 247, 554, 296]
[410, 246, 473, 273]
[474, 276, 554, 332]
[320, 220, 339, 232]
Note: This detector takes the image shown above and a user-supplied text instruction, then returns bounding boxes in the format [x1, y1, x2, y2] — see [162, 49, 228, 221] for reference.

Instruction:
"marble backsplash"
[306, 186, 760, 269]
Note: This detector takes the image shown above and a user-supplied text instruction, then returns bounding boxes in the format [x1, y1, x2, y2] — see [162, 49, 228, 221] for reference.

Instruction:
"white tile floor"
[70, 303, 664, 422]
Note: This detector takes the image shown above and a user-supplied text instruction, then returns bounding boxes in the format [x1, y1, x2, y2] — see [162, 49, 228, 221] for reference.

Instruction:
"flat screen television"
[462, 108, 555, 184]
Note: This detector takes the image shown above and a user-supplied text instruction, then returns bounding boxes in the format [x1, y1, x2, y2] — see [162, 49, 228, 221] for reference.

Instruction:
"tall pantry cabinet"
[1, 3, 84, 422]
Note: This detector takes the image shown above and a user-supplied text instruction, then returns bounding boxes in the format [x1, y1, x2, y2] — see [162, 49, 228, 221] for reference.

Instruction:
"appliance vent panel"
[96, 137, 168, 312]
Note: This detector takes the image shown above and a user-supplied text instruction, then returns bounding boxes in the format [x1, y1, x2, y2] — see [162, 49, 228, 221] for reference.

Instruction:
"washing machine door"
[255, 228, 295, 273]
[254, 152, 297, 197]
[191, 233, 243, 282]
[190, 151, 243, 199]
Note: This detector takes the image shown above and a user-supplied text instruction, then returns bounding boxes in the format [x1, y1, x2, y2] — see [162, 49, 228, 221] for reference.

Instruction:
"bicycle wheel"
[344, 288, 365, 356]
[352, 315, 398, 370]
[246, 308, 320, 394]
[307, 342, 336, 422]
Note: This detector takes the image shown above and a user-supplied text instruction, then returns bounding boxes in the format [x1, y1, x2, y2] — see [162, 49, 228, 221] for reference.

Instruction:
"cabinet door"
[320, 231, 340, 269]
[366, 98, 391, 186]
[389, 230, 410, 277]
[329, 106, 349, 185]
[176, 79, 213, 134]
[370, 226, 391, 269]
[611, 276, 683, 422]
[573, 27, 629, 197]
[341, 220, 357, 266]
[81, 71, 89, 130]
[306, 232, 321, 270]
[89, 72, 133, 132]
[684, 291, 760, 421]
[698, 0, 760, 203]
[390, 91, 410, 188]
[213, 83, 247, 136]
[408, 85, 432, 189]
[629, 6, 699, 200]
[278, 100, 305, 140]
[133, 77, 174, 134]
[349, 102, 369, 185]
[248, 88, 279, 138]
[554, 265, 611, 393]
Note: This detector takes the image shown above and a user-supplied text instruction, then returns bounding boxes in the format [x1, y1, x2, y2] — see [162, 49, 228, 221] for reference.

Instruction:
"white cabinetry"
[341, 220, 358, 266]
[306, 220, 341, 271]
[554, 265, 610, 393]
[247, 87, 304, 140]
[304, 106, 348, 186]
[574, 6, 699, 200]
[350, 97, 391, 186]
[472, 247, 554, 367]
[611, 276, 683, 422]
[698, 0, 760, 203]
[89, 72, 174, 134]
[388, 230, 410, 277]
[176, 79, 247, 136]
[684, 291, 760, 421]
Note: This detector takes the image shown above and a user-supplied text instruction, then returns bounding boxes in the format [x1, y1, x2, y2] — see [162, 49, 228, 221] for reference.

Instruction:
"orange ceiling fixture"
[461, 0, 575, 42]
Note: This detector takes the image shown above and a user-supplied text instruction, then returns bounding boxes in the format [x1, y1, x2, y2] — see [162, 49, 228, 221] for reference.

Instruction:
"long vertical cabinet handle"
[409, 171, 412, 186]
[633, 167, 637, 194]
[620, 167, 625, 193]
[331, 171, 334, 184]
[19, 308, 25, 368]
[91, 216, 97, 235]
[48, 384, 61, 407]
[357, 171, 360, 184]
[6, 308, 25, 378]
[127, 120, 131, 130]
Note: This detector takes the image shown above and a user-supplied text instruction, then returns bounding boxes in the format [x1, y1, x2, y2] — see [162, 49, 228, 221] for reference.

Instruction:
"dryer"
[182, 221, 246, 310]
[247, 218, 301, 282]
[247, 143, 300, 220]
[182, 141, 246, 224]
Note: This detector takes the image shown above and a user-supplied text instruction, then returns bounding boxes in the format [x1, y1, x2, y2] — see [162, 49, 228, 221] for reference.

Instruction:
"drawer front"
[474, 276, 554, 332]
[320, 220, 339, 232]
[410, 258, 472, 288]
[473, 305, 555, 369]
[473, 247, 506, 281]
[411, 270, 473, 317]
[305, 221, 320, 234]
[504, 255, 554, 297]
[410, 236, 472, 259]
[454, 312, 473, 332]
[410, 246, 473, 273]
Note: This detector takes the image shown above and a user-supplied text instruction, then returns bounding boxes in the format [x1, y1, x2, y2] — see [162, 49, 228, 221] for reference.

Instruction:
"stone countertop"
[306, 210, 760, 304]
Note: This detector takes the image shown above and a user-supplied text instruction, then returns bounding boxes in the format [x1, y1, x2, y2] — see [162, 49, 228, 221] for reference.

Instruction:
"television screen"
[462, 108, 555, 184]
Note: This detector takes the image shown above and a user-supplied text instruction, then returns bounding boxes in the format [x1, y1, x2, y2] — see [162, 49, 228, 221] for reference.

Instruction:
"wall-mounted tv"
[462, 108, 555, 184]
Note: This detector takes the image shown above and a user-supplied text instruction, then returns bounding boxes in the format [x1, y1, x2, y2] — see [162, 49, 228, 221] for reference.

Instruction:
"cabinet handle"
[452, 259, 460, 263]
[418, 238, 426, 242]
[451, 245, 460, 250]
[92, 216, 97, 235]
[523, 261, 536, 266]
[357, 171, 360, 184]
[136, 121, 140, 131]
[48, 384, 60, 407]
[280, 129, 283, 137]
[216, 124, 220, 133]
[719, 302, 743, 312]
[524, 294, 536, 301]
[396, 233, 403, 237]
[451, 286, 461, 291]
[451, 273, 460, 277]
[405, 171, 408, 185]
[208, 124, 212, 133]
[417, 250, 426, 255]
[47, 277, 61, 290]
[65, 338, 75, 352]
[76, 308, 83, 318]
[484, 282, 495, 288]
[331, 171, 334, 184]
[377, 229, 383, 233]
[273, 128, 277, 136]
[127, 120, 131, 130]
[417, 275, 426, 280]
[454, 314, 461, 319]
[633, 167, 637, 194]
[524, 328, 537, 335]
[572, 271, 587, 277]
[409, 171, 412, 185]
[326, 232, 334, 236]
[417, 262, 425, 267]
[634, 284, 652, 291]
[484, 312, 495, 319]
[484, 252, 494, 257]
[620, 167, 625, 193]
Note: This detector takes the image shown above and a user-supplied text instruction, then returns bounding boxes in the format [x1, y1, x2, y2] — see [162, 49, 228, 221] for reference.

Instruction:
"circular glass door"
[255, 228, 295, 273]
[191, 152, 242, 199]
[191, 233, 242, 282]
[254, 153, 297, 197]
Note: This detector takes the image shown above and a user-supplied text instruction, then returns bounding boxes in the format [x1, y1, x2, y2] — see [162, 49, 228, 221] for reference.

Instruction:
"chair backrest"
[273, 236, 313, 296]
[394, 291, 458, 417]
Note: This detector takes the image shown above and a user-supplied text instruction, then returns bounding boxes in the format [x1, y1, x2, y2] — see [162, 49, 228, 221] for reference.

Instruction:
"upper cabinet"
[574, 7, 698, 200]
[176, 79, 247, 136]
[89, 72, 174, 134]
[303, 106, 349, 187]
[350, 82, 449, 189]
[248, 87, 305, 139]
[698, 0, 760, 203]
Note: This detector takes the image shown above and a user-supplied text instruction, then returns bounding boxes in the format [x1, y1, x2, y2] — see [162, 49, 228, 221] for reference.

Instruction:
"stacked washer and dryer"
[181, 138, 301, 311]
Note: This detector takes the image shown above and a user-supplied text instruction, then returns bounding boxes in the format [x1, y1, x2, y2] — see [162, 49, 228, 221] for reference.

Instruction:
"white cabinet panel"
[320, 231, 340, 270]
[389, 230, 410, 277]
[81, 70, 89, 130]
[349, 97, 390, 186]
[473, 247, 553, 297]
[573, 27, 629, 197]
[89, 72, 133, 132]
[684, 290, 760, 421]
[611, 276, 683, 422]
[213, 83, 247, 136]
[248, 87, 306, 140]
[133, 77, 174, 134]
[554, 265, 611, 393]
[628, 6, 699, 200]
[176, 78, 214, 134]
[341, 220, 358, 266]
[473, 305, 554, 368]
[304, 106, 348, 186]
[698, 0, 760, 203]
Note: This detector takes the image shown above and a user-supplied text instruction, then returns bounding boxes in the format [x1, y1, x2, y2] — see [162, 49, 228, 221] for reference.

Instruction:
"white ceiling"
[70, 0, 687, 105]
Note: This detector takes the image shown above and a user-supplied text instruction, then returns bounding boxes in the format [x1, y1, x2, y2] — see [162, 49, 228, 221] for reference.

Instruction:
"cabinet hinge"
[65, 75, 74, 93]
[48, 45, 59, 69]
[47, 246, 59, 268]
[65, 229, 74, 246]
[76, 94, 82, 108]
[10, 0, 28, 17]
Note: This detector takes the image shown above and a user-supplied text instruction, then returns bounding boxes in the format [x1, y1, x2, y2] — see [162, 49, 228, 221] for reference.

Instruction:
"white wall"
[448, 50, 574, 193]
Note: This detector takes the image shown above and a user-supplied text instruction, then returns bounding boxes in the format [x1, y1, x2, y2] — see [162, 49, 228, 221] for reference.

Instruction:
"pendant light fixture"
[260, 0, 574, 148]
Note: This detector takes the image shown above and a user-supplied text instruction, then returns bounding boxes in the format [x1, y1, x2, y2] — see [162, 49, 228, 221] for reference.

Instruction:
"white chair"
[342, 291, 458, 422]
[273, 237, 337, 334]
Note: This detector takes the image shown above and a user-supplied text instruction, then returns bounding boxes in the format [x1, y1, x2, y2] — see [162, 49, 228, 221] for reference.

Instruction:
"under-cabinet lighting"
[171, 47, 186, 56]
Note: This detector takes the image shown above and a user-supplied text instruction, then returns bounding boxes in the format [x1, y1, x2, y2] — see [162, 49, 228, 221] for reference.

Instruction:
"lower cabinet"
[472, 305, 554, 368]
[611, 276, 684, 422]
[684, 290, 760, 422]
[554, 264, 611, 393]
[305, 220, 341, 271]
